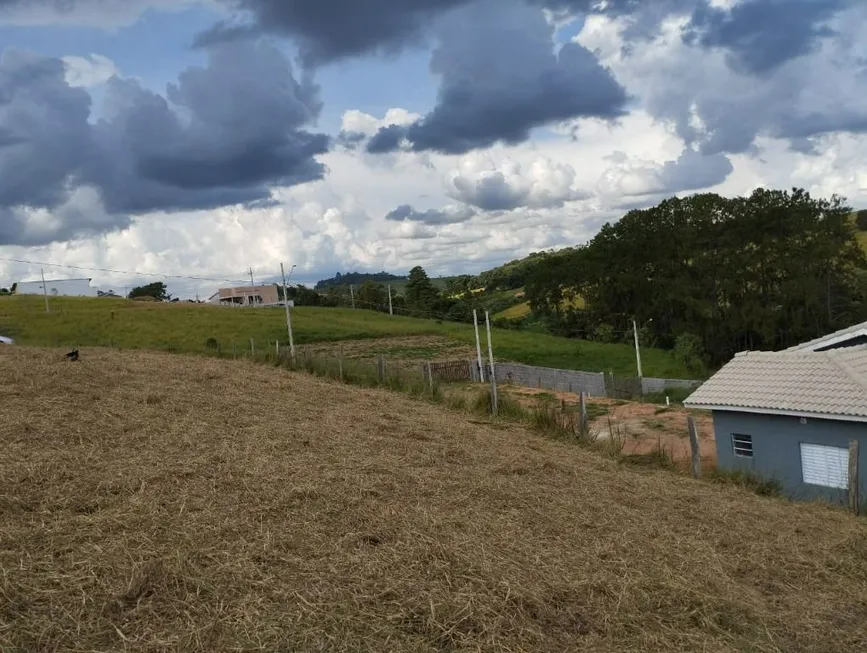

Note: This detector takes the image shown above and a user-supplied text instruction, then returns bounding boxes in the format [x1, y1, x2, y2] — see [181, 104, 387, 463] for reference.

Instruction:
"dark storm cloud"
[655, 150, 733, 193]
[0, 41, 328, 246]
[0, 49, 95, 238]
[684, 0, 847, 74]
[450, 172, 532, 211]
[366, 0, 628, 155]
[198, 0, 470, 65]
[87, 40, 328, 214]
[385, 204, 475, 225]
[201, 0, 699, 65]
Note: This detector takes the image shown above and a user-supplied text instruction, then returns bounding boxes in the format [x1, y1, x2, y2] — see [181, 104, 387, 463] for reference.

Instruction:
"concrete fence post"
[687, 416, 701, 479]
[849, 440, 860, 516]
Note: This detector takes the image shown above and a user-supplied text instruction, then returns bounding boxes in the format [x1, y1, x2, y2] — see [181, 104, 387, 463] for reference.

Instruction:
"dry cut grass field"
[2, 347, 867, 652]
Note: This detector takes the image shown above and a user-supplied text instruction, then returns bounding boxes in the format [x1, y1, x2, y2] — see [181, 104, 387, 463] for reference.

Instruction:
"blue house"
[685, 330, 867, 503]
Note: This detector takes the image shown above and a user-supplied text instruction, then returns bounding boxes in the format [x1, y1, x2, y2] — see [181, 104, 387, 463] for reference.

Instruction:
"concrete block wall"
[491, 362, 607, 397]
[640, 377, 703, 395]
[468, 359, 701, 400]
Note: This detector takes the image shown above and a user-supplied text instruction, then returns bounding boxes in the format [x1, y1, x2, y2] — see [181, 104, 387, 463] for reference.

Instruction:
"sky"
[1, 0, 866, 297]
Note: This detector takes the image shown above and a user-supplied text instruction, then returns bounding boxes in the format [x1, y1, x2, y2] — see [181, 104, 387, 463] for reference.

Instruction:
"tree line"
[524, 189, 867, 371]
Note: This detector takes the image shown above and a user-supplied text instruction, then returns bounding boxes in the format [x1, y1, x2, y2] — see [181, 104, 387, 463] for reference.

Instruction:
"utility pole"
[281, 263, 296, 360]
[473, 309, 485, 383]
[485, 310, 498, 416]
[350, 285, 355, 309]
[388, 284, 393, 316]
[41, 268, 50, 314]
[632, 319, 643, 380]
[248, 267, 256, 306]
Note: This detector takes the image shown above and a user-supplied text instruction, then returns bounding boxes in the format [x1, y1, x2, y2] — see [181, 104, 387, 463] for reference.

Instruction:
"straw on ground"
[1, 347, 865, 652]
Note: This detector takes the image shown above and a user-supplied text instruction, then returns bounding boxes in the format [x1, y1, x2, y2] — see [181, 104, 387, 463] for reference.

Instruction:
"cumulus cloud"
[683, 0, 848, 75]
[337, 108, 421, 150]
[367, 0, 627, 155]
[384, 204, 475, 225]
[0, 0, 211, 28]
[577, 1, 867, 156]
[196, 0, 714, 66]
[597, 148, 733, 200]
[62, 53, 119, 87]
[0, 40, 329, 246]
[0, 49, 94, 230]
[445, 154, 588, 211]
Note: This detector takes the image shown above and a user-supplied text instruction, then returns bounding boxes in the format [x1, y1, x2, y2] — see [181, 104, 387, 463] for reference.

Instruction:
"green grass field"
[0, 296, 693, 377]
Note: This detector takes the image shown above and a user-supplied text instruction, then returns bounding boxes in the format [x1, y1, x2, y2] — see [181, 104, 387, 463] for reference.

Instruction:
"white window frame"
[800, 442, 849, 490]
[731, 433, 753, 458]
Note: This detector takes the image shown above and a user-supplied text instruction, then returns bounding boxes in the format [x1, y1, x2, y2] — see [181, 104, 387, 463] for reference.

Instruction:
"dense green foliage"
[526, 189, 867, 365]
[0, 295, 691, 377]
[314, 271, 403, 290]
[128, 282, 170, 301]
[856, 210, 867, 231]
[477, 250, 569, 291]
[276, 283, 323, 306]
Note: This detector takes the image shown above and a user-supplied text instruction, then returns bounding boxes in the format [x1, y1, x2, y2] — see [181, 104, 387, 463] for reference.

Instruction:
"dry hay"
[1, 347, 867, 652]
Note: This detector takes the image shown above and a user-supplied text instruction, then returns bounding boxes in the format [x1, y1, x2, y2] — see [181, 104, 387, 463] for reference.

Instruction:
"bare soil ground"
[503, 387, 717, 470]
[300, 335, 477, 362]
[2, 347, 867, 652]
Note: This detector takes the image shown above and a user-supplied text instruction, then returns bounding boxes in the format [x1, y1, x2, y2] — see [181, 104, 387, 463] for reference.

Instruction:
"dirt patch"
[2, 347, 866, 652]
[301, 335, 476, 362]
[501, 386, 716, 469]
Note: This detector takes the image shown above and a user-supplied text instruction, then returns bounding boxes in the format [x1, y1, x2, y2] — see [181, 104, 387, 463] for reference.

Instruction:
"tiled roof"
[684, 346, 867, 421]
[784, 320, 867, 352]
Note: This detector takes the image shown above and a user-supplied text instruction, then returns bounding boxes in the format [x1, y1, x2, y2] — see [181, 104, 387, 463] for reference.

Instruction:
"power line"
[0, 256, 251, 284]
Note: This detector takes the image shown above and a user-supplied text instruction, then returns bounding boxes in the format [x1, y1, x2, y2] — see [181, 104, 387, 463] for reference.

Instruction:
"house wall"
[212, 286, 280, 305]
[16, 279, 97, 297]
[713, 410, 867, 503]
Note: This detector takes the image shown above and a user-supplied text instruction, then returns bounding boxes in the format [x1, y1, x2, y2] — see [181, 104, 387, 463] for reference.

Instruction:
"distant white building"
[15, 278, 98, 298]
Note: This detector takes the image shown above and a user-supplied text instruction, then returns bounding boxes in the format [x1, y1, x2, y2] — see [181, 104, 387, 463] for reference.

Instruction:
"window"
[731, 433, 753, 458]
[800, 443, 849, 489]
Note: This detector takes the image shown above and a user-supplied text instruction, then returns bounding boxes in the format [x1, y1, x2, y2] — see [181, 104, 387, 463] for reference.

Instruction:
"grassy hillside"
[0, 295, 692, 377]
[2, 347, 866, 651]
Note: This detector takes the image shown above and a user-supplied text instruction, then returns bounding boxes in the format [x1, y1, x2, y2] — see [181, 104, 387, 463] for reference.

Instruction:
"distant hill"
[314, 272, 404, 290]
[477, 248, 577, 291]
[314, 271, 457, 294]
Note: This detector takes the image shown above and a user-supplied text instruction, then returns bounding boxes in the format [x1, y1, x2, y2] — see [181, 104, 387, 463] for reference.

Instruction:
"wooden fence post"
[339, 346, 344, 383]
[849, 440, 860, 516]
[232, 341, 236, 359]
[687, 416, 701, 479]
[579, 392, 588, 439]
[426, 362, 434, 394]
[250, 338, 255, 357]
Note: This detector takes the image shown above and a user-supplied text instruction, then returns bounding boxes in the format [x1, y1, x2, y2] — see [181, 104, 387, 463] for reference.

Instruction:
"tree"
[276, 283, 322, 306]
[357, 281, 387, 311]
[673, 333, 707, 375]
[404, 266, 437, 315]
[857, 210, 867, 231]
[524, 188, 867, 366]
[129, 282, 169, 301]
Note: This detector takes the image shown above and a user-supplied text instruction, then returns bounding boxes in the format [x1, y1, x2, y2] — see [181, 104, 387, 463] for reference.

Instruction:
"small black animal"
[66, 349, 79, 362]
